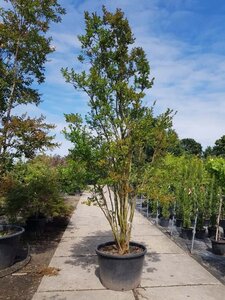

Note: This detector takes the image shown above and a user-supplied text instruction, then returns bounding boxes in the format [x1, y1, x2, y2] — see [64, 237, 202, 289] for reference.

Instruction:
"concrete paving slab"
[141, 253, 220, 287]
[133, 211, 154, 224]
[62, 226, 112, 238]
[133, 235, 183, 254]
[37, 256, 103, 292]
[136, 285, 225, 300]
[131, 224, 164, 236]
[54, 236, 113, 257]
[33, 290, 134, 300]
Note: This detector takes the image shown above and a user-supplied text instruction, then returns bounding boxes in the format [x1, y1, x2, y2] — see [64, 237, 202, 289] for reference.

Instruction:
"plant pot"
[195, 228, 206, 239]
[175, 219, 183, 227]
[26, 215, 46, 235]
[96, 241, 147, 291]
[211, 238, 225, 255]
[208, 226, 217, 238]
[203, 219, 210, 227]
[219, 219, 225, 229]
[159, 217, 169, 227]
[181, 227, 193, 240]
[0, 225, 25, 270]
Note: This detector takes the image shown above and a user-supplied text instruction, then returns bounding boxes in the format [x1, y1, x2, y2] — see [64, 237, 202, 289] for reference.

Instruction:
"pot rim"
[211, 238, 225, 244]
[96, 241, 147, 259]
[0, 224, 25, 240]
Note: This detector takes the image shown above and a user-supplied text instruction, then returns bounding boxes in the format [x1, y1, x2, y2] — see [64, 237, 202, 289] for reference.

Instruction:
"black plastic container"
[208, 226, 217, 238]
[159, 218, 170, 227]
[96, 241, 147, 291]
[0, 225, 24, 270]
[175, 219, 183, 227]
[181, 227, 193, 240]
[211, 238, 225, 255]
[195, 228, 206, 239]
[219, 219, 225, 230]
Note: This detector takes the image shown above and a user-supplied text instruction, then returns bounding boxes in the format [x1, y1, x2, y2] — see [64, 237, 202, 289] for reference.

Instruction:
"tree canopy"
[62, 7, 174, 254]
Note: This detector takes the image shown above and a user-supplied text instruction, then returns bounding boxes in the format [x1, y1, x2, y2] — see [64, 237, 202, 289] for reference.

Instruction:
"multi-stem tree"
[62, 7, 173, 254]
[0, 0, 65, 173]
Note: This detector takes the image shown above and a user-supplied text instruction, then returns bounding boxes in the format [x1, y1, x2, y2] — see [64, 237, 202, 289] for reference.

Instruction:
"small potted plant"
[0, 175, 25, 270]
[208, 214, 217, 238]
[159, 202, 170, 227]
[195, 213, 206, 239]
[62, 7, 174, 291]
[181, 207, 193, 240]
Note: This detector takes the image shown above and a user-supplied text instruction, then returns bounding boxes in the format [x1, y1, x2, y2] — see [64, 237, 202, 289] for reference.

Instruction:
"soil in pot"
[211, 238, 225, 255]
[181, 227, 193, 240]
[96, 241, 147, 291]
[0, 225, 25, 270]
[195, 228, 206, 239]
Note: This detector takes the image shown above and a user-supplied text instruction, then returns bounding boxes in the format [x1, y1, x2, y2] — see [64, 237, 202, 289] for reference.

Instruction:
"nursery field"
[0, 195, 80, 300]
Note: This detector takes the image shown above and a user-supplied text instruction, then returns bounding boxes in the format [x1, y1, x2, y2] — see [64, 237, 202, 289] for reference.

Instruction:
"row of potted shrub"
[141, 155, 225, 255]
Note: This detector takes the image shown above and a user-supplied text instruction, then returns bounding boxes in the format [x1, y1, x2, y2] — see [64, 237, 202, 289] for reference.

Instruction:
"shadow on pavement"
[64, 231, 160, 279]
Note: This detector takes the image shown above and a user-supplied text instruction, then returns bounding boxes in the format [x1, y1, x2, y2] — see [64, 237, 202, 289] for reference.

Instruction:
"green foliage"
[204, 135, 225, 158]
[0, 0, 65, 173]
[3, 156, 71, 222]
[213, 135, 225, 157]
[142, 154, 220, 229]
[62, 7, 174, 254]
[180, 138, 202, 156]
[58, 158, 87, 194]
[206, 157, 225, 192]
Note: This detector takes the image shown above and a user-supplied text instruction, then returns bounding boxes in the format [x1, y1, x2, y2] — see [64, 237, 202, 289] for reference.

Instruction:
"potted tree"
[0, 224, 24, 270]
[0, 174, 25, 270]
[206, 158, 225, 255]
[62, 7, 174, 291]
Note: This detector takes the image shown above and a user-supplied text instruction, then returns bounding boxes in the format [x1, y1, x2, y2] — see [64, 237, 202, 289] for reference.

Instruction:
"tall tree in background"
[62, 7, 174, 254]
[0, 0, 65, 173]
[204, 135, 225, 158]
[180, 138, 202, 156]
[212, 135, 225, 157]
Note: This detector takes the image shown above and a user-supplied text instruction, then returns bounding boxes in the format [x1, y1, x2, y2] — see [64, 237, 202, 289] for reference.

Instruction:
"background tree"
[180, 138, 202, 156]
[0, 0, 65, 173]
[62, 7, 174, 254]
[204, 146, 213, 158]
[212, 135, 225, 157]
[204, 135, 225, 158]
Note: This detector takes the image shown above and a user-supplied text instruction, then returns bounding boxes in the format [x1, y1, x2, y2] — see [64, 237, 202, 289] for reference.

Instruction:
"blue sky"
[15, 0, 225, 155]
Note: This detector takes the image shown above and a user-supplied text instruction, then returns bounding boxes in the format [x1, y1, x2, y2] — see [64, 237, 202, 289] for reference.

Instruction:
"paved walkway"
[33, 192, 225, 300]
